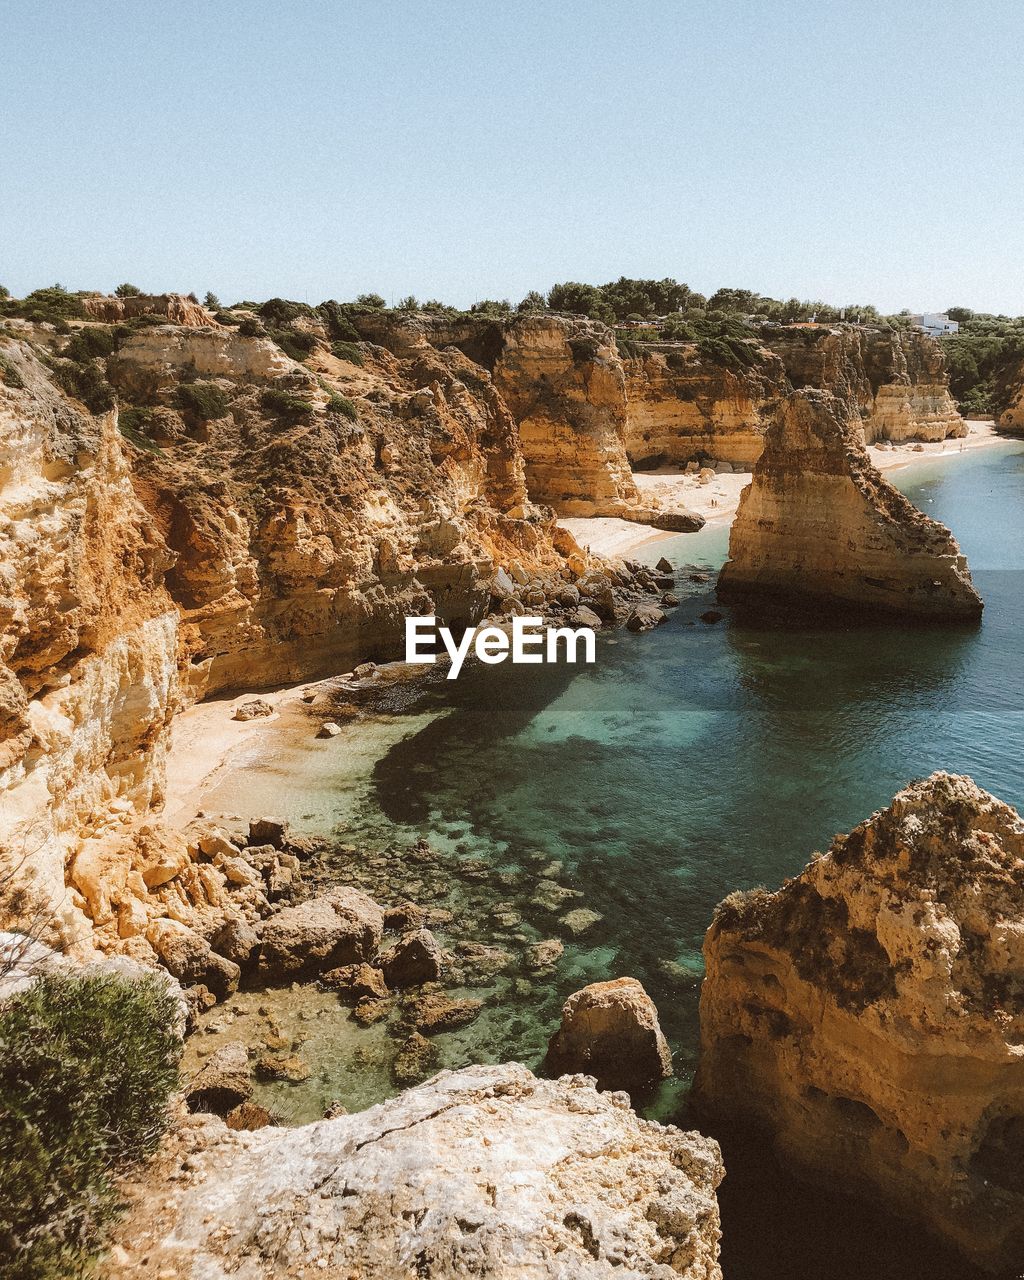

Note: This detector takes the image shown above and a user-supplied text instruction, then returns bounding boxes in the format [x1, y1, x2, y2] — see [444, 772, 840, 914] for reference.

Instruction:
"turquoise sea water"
[200, 440, 1024, 1278]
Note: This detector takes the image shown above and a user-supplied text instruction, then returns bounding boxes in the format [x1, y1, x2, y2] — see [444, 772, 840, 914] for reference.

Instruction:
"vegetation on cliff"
[0, 972, 181, 1279]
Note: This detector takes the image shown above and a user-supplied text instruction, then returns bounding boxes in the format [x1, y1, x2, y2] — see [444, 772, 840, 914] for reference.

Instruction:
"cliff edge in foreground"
[717, 389, 983, 619]
[104, 1063, 724, 1279]
[694, 772, 1024, 1272]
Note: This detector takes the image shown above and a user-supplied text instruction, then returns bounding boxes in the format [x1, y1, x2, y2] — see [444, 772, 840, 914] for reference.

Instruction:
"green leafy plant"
[326, 392, 358, 420]
[238, 315, 265, 337]
[262, 386, 314, 418]
[63, 327, 117, 363]
[330, 340, 363, 365]
[0, 971, 181, 1278]
[114, 282, 143, 298]
[51, 360, 116, 413]
[176, 382, 229, 422]
[0, 353, 25, 389]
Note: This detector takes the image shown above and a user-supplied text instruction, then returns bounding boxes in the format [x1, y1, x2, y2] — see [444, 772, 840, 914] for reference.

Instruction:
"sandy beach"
[562, 421, 1007, 560]
[165, 422, 1011, 824]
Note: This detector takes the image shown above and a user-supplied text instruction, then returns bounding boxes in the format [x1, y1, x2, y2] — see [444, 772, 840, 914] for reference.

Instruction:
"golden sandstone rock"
[695, 772, 1024, 1272]
[717, 389, 983, 619]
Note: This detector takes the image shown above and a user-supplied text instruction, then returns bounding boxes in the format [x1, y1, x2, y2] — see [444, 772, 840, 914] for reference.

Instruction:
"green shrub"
[316, 300, 361, 341]
[63, 327, 117, 363]
[327, 392, 358, 420]
[353, 292, 386, 309]
[114, 283, 143, 298]
[270, 328, 318, 362]
[257, 297, 313, 327]
[203, 291, 220, 309]
[568, 335, 601, 363]
[238, 315, 265, 337]
[176, 382, 229, 422]
[330, 340, 363, 366]
[0, 354, 24, 389]
[51, 360, 116, 414]
[0, 971, 181, 1278]
[262, 387, 314, 418]
[215, 310, 241, 327]
[615, 336, 643, 360]
[0, 285, 86, 326]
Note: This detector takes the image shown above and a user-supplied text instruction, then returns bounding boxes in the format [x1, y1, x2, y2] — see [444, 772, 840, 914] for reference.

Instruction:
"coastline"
[563, 421, 1008, 560]
[164, 422, 1011, 830]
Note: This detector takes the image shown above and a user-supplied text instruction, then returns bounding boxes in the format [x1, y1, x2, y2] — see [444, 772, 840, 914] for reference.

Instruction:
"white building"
[910, 313, 959, 338]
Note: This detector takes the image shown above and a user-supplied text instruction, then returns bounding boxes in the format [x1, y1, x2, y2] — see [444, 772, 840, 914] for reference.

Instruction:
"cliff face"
[105, 1063, 725, 1279]
[81, 292, 216, 327]
[717, 389, 983, 619]
[109, 325, 552, 698]
[355, 311, 704, 530]
[622, 325, 964, 470]
[996, 357, 1024, 432]
[765, 325, 965, 444]
[623, 344, 788, 468]
[695, 773, 1024, 1272]
[0, 338, 178, 946]
[0, 317, 621, 947]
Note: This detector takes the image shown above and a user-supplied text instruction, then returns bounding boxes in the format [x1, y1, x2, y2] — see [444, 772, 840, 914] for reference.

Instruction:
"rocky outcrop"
[695, 772, 1024, 1273]
[997, 357, 1024, 433]
[0, 337, 177, 949]
[82, 293, 216, 327]
[622, 325, 964, 470]
[105, 1063, 724, 1278]
[623, 343, 788, 467]
[764, 325, 965, 444]
[717, 389, 983, 619]
[545, 977, 673, 1096]
[489, 316, 703, 529]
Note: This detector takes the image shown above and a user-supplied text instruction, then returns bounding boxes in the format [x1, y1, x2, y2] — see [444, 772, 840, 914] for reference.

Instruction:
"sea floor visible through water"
[187, 438, 1024, 1280]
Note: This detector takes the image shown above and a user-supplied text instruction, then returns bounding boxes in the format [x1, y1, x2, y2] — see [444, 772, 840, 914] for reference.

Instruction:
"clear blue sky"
[2, 0, 1022, 314]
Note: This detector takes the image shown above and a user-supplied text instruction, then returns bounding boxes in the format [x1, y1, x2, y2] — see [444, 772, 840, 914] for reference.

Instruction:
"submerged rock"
[105, 1063, 723, 1278]
[259, 886, 384, 979]
[184, 1042, 252, 1115]
[380, 927, 443, 987]
[717, 390, 983, 619]
[695, 772, 1024, 1272]
[545, 977, 673, 1097]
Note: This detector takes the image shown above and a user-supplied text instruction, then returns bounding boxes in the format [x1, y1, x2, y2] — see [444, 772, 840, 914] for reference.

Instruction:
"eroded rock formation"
[105, 1063, 724, 1279]
[717, 389, 983, 618]
[81, 292, 217, 327]
[544, 976, 673, 1096]
[0, 312, 675, 951]
[695, 772, 1024, 1272]
[623, 324, 964, 469]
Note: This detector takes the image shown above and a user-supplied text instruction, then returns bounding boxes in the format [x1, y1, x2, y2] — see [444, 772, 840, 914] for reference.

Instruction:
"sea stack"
[694, 772, 1024, 1271]
[717, 389, 983, 619]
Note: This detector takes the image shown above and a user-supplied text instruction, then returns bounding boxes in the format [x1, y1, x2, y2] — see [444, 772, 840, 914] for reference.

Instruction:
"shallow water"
[198, 440, 1024, 1279]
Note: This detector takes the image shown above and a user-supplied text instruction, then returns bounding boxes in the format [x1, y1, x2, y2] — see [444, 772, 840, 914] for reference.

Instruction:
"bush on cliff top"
[0, 971, 181, 1279]
[176, 381, 230, 422]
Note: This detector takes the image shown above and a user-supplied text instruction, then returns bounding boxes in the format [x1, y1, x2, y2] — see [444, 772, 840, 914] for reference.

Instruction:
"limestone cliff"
[621, 325, 964, 471]
[0, 337, 177, 947]
[623, 342, 787, 468]
[82, 292, 217, 327]
[764, 324, 965, 444]
[0, 313, 660, 949]
[351, 310, 706, 530]
[717, 389, 983, 619]
[694, 773, 1024, 1273]
[996, 357, 1024, 433]
[104, 1063, 725, 1279]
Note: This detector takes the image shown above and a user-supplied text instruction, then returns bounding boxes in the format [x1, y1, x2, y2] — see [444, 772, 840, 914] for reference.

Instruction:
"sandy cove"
[562, 420, 1006, 559]
[165, 422, 1009, 824]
